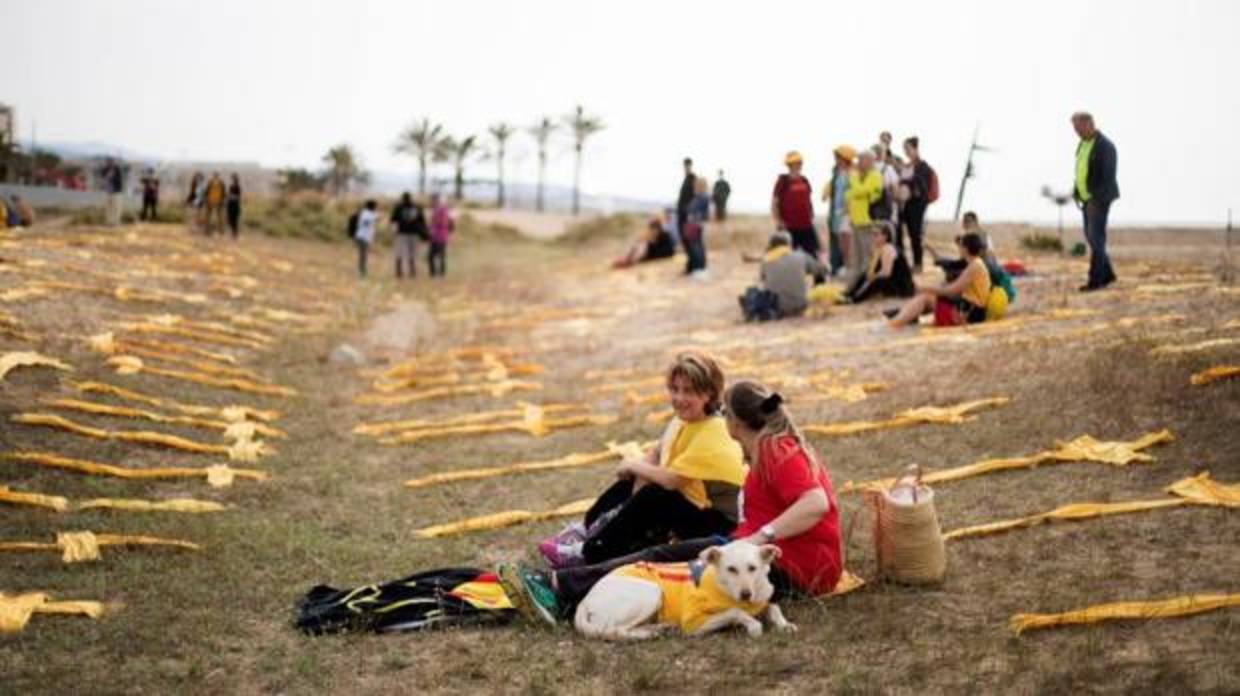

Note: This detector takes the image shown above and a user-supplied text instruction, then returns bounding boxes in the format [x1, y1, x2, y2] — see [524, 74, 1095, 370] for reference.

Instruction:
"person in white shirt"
[354, 199, 378, 277]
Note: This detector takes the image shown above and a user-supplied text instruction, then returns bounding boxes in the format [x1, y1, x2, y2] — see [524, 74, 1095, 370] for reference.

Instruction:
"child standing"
[354, 200, 378, 277]
[428, 194, 453, 277]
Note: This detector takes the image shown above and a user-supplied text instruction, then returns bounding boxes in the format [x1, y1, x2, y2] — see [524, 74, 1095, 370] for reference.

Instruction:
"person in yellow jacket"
[202, 172, 227, 236]
[844, 150, 885, 288]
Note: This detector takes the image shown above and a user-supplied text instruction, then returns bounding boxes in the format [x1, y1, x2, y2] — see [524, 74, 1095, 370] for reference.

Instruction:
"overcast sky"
[4, 0, 1237, 224]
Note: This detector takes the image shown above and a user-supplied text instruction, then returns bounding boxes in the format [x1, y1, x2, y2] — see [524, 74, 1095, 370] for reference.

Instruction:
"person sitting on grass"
[845, 223, 914, 304]
[739, 231, 826, 321]
[886, 231, 991, 328]
[929, 213, 1016, 310]
[503, 379, 843, 625]
[536, 351, 746, 569]
[612, 215, 677, 268]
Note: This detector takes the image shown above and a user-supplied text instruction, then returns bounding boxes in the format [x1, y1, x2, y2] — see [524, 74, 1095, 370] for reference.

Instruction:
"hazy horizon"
[4, 1, 1238, 224]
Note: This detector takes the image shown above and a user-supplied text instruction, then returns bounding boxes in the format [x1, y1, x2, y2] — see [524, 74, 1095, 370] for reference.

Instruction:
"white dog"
[574, 540, 797, 640]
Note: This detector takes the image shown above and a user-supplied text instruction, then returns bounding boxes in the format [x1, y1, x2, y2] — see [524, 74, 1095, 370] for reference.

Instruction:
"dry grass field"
[1, 213, 1237, 694]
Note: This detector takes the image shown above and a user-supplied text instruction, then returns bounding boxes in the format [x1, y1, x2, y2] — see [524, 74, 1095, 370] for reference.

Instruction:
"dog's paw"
[745, 622, 764, 638]
[775, 621, 799, 634]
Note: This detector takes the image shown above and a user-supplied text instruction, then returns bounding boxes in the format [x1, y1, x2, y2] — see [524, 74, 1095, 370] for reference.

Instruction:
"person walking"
[139, 168, 160, 221]
[225, 173, 242, 239]
[771, 151, 821, 262]
[899, 137, 934, 272]
[712, 170, 731, 222]
[390, 192, 428, 278]
[203, 172, 226, 236]
[1071, 112, 1119, 291]
[101, 158, 125, 226]
[843, 151, 885, 288]
[354, 199, 378, 277]
[428, 193, 453, 277]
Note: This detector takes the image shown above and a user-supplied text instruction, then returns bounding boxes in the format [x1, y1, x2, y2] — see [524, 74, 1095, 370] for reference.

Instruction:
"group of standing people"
[773, 132, 939, 288]
[185, 171, 243, 238]
[349, 192, 453, 279]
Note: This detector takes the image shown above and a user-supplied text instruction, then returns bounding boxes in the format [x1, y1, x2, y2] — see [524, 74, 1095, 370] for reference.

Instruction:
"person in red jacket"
[771, 151, 821, 262]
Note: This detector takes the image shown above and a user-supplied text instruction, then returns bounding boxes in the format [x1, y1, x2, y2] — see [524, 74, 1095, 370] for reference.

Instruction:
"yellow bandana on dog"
[615, 561, 766, 633]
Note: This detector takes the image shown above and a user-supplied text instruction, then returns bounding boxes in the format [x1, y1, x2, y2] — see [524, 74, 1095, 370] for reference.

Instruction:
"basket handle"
[888, 464, 923, 503]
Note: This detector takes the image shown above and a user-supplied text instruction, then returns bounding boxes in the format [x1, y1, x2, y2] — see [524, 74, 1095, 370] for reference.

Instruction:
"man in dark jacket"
[676, 158, 695, 235]
[712, 170, 731, 222]
[1071, 112, 1119, 291]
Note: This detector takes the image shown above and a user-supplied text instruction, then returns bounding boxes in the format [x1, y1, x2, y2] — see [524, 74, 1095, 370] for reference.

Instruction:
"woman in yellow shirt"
[886, 232, 991, 328]
[539, 351, 746, 567]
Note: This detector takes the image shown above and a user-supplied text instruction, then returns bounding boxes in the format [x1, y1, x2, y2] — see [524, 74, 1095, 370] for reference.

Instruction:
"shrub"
[1020, 232, 1063, 252]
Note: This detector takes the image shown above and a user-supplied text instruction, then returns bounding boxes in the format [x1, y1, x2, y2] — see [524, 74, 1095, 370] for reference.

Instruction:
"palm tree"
[488, 122, 515, 208]
[322, 144, 363, 196]
[563, 105, 604, 216]
[394, 118, 445, 195]
[527, 117, 558, 212]
[438, 135, 479, 202]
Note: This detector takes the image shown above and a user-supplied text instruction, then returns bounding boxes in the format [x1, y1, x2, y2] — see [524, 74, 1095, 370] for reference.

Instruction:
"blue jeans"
[1082, 200, 1116, 287]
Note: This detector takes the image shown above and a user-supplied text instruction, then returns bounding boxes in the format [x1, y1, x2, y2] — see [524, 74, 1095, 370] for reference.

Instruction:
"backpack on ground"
[926, 165, 940, 204]
[346, 211, 359, 238]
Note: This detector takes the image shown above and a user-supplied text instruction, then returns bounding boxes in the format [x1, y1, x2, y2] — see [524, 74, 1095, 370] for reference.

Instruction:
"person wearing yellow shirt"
[538, 351, 746, 568]
[1071, 111, 1120, 292]
[886, 232, 991, 328]
[844, 151, 885, 290]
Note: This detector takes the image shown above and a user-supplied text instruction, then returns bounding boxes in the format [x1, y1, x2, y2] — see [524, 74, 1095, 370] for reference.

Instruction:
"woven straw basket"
[867, 464, 946, 584]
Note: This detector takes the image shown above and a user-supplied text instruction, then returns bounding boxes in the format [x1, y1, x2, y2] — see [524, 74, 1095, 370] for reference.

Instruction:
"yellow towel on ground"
[403, 441, 649, 489]
[0, 592, 105, 633]
[0, 351, 73, 381]
[1190, 365, 1240, 386]
[0, 530, 201, 563]
[10, 413, 272, 461]
[4, 451, 269, 487]
[413, 499, 594, 539]
[76, 498, 227, 514]
[842, 430, 1174, 493]
[0, 485, 69, 512]
[944, 472, 1237, 541]
[1011, 593, 1240, 635]
[805, 397, 1009, 438]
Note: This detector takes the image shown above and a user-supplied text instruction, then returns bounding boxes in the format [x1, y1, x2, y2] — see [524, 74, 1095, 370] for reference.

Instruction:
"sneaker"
[538, 539, 584, 569]
[882, 308, 899, 319]
[497, 563, 560, 627]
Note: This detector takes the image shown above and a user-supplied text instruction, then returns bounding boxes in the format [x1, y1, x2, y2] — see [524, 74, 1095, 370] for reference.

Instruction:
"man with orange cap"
[770, 151, 821, 264]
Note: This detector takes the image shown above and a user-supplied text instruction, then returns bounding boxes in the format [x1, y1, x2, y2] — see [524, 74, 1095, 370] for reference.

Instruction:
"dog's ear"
[699, 546, 722, 565]
[759, 544, 782, 564]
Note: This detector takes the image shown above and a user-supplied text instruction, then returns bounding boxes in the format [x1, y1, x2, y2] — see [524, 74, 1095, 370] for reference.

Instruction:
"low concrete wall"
[0, 183, 137, 210]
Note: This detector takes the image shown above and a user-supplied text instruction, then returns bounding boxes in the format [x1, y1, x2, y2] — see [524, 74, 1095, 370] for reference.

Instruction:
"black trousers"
[555, 537, 797, 608]
[226, 202, 241, 237]
[140, 195, 158, 221]
[428, 242, 446, 276]
[581, 479, 735, 565]
[900, 200, 927, 268]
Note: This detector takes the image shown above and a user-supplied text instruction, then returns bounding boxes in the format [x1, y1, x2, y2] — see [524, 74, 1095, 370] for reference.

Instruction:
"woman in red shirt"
[725, 380, 841, 596]
[506, 381, 842, 623]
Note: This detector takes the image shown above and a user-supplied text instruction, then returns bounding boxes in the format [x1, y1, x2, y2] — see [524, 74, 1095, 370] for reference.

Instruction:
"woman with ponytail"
[724, 380, 841, 596]
[506, 380, 842, 624]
